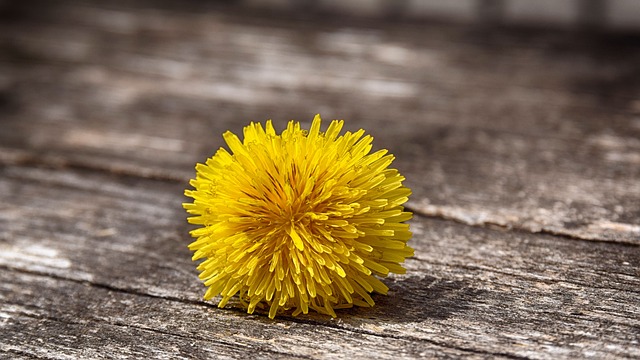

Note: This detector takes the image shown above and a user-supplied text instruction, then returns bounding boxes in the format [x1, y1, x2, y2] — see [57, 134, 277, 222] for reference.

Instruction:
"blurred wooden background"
[1, 0, 639, 358]
[243, 0, 640, 30]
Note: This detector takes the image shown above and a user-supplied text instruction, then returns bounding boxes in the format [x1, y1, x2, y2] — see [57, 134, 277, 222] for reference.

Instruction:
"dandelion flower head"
[184, 115, 413, 318]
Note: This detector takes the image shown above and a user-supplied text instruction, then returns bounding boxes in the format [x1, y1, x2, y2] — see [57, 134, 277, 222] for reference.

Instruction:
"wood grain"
[1, 0, 639, 243]
[0, 164, 638, 358]
[0, 0, 639, 358]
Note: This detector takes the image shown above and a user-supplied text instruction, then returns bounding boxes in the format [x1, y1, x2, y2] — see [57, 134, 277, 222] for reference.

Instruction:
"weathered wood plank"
[1, 1, 639, 358]
[0, 271, 487, 359]
[1, 0, 639, 243]
[1, 164, 638, 358]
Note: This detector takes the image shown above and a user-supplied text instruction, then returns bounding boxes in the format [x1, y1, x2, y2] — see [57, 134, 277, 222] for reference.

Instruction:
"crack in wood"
[406, 204, 640, 246]
[5, 150, 636, 247]
[2, 299, 313, 360]
[0, 264, 527, 358]
[409, 256, 640, 295]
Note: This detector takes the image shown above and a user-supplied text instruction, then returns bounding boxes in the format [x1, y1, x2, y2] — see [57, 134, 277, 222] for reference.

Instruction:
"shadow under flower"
[339, 275, 487, 323]
[217, 275, 486, 324]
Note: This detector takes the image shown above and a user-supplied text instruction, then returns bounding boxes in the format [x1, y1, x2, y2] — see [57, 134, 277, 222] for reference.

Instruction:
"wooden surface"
[1, 0, 639, 359]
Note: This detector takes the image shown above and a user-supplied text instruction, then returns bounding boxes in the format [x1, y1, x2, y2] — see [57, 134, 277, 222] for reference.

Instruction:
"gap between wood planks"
[0, 265, 525, 359]
[1, 146, 636, 247]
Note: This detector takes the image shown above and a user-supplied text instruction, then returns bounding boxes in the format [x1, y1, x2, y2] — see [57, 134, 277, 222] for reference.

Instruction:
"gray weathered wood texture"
[1, 0, 639, 359]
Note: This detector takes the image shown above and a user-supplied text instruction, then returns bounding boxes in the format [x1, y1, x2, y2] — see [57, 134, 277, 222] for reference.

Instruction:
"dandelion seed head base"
[184, 115, 414, 318]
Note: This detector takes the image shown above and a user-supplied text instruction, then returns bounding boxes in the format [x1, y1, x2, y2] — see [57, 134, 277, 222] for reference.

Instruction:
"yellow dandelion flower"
[183, 114, 413, 318]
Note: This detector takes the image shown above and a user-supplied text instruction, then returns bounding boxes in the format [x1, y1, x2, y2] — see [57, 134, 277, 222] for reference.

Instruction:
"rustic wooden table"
[1, 1, 639, 358]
